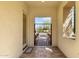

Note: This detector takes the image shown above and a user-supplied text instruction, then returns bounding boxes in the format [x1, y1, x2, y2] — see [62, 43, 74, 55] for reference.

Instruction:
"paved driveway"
[36, 33, 50, 46]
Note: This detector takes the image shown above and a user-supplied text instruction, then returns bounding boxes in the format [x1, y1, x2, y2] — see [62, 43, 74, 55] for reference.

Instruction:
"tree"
[37, 26, 43, 32]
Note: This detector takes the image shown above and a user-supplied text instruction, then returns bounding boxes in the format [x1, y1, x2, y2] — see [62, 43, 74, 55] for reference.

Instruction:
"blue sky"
[35, 17, 51, 24]
[35, 17, 51, 30]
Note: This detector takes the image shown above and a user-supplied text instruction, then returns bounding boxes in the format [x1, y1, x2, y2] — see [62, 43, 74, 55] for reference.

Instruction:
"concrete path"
[35, 33, 50, 46]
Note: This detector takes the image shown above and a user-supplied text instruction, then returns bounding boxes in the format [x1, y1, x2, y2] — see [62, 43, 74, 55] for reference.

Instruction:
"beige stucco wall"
[57, 1, 79, 57]
[27, 6, 57, 47]
[0, 2, 28, 57]
[1, 1, 79, 58]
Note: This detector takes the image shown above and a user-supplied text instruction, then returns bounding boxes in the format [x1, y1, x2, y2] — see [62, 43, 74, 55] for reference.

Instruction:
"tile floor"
[20, 46, 66, 58]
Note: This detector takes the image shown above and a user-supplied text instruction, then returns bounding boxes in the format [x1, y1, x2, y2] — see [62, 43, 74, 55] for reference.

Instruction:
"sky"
[35, 17, 51, 24]
[35, 17, 51, 30]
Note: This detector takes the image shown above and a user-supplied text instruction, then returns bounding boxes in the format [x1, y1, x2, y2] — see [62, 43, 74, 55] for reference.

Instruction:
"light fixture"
[41, 1, 45, 3]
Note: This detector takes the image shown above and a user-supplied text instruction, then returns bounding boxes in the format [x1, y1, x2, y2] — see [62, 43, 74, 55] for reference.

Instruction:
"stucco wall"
[57, 1, 79, 57]
[27, 7, 57, 47]
[0, 2, 28, 57]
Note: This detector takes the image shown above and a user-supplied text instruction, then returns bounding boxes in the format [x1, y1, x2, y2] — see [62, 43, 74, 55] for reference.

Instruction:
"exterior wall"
[57, 1, 79, 57]
[0, 2, 28, 57]
[27, 7, 57, 47]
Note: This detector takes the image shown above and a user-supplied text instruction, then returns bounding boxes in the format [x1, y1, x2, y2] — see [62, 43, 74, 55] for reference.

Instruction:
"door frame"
[34, 16, 52, 46]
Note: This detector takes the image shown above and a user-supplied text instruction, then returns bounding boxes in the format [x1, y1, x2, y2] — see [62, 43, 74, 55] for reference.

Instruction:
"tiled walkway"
[20, 46, 66, 58]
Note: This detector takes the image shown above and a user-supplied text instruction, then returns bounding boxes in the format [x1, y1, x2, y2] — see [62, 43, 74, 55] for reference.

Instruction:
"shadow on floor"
[20, 46, 66, 58]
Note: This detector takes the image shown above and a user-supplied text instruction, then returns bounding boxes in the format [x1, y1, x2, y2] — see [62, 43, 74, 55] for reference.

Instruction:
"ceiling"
[25, 1, 61, 7]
